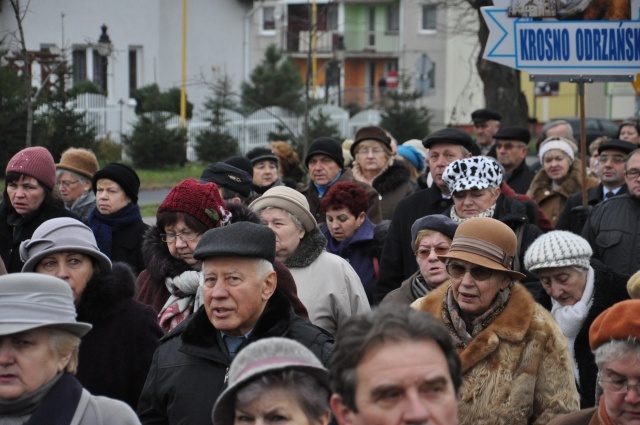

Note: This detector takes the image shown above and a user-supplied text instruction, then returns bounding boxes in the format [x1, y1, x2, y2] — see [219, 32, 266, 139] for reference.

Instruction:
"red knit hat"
[157, 179, 231, 229]
[589, 299, 640, 350]
[5, 147, 56, 190]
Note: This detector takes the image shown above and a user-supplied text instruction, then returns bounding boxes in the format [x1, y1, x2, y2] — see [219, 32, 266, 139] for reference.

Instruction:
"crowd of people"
[1, 112, 640, 425]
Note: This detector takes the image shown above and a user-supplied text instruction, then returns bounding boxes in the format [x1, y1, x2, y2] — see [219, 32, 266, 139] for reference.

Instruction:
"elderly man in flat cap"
[549, 299, 640, 425]
[471, 108, 502, 157]
[375, 128, 472, 303]
[494, 126, 535, 195]
[137, 222, 333, 425]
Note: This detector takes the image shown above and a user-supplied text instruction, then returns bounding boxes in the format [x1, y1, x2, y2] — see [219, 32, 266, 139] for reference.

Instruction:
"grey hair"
[594, 338, 640, 369]
[235, 370, 331, 424]
[254, 258, 274, 280]
[259, 207, 305, 233]
[545, 120, 574, 138]
[48, 327, 81, 374]
[55, 169, 89, 184]
[624, 149, 640, 171]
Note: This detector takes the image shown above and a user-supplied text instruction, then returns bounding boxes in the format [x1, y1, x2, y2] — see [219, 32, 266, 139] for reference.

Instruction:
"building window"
[387, 2, 399, 32]
[72, 49, 87, 83]
[262, 6, 276, 32]
[327, 4, 338, 31]
[421, 5, 437, 32]
[129, 47, 142, 98]
[92, 51, 108, 92]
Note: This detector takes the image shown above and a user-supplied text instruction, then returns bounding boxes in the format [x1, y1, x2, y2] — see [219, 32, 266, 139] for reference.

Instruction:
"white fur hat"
[524, 231, 592, 272]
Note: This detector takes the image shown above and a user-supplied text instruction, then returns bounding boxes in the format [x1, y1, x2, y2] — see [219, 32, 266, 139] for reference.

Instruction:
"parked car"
[542, 117, 619, 148]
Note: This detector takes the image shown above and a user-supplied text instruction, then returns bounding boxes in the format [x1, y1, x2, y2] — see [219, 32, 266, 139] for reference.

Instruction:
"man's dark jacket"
[582, 193, 640, 275]
[505, 160, 536, 195]
[374, 185, 452, 303]
[556, 183, 627, 233]
[137, 291, 333, 425]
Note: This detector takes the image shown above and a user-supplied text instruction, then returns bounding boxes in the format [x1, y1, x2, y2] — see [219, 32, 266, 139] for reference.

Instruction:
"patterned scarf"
[157, 270, 202, 332]
[449, 203, 496, 224]
[442, 284, 511, 349]
[88, 203, 143, 257]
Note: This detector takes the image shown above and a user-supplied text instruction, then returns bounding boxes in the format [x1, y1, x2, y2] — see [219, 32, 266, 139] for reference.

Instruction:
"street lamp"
[96, 25, 112, 94]
[333, 36, 346, 106]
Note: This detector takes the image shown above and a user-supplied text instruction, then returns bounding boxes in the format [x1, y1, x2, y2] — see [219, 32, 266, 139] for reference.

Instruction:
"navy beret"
[246, 148, 279, 166]
[199, 162, 252, 198]
[194, 222, 276, 264]
[422, 128, 474, 151]
[598, 139, 638, 155]
[471, 108, 502, 123]
[411, 214, 459, 245]
[493, 126, 531, 145]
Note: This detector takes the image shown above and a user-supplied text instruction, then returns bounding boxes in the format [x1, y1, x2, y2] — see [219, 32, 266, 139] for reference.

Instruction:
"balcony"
[288, 29, 399, 56]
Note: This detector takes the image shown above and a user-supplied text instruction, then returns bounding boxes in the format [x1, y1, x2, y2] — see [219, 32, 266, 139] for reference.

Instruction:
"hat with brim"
[438, 217, 525, 281]
[212, 338, 330, 425]
[0, 273, 92, 337]
[249, 186, 316, 232]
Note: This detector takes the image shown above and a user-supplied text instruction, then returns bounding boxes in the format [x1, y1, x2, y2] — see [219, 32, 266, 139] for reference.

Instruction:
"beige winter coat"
[412, 282, 580, 425]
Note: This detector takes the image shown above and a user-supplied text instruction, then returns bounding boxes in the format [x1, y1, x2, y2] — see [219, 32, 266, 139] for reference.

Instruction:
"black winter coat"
[505, 160, 536, 195]
[537, 259, 630, 408]
[110, 220, 149, 275]
[369, 160, 414, 220]
[137, 291, 333, 425]
[0, 202, 77, 273]
[556, 183, 627, 234]
[76, 262, 164, 409]
[374, 185, 452, 303]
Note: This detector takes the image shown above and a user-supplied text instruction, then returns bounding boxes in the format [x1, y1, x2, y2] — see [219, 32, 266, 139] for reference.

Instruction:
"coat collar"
[413, 281, 535, 372]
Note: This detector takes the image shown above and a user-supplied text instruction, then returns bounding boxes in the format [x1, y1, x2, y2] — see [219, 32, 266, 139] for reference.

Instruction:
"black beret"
[411, 214, 459, 245]
[246, 148, 279, 166]
[305, 137, 344, 169]
[225, 156, 254, 177]
[194, 222, 276, 264]
[199, 162, 252, 198]
[471, 108, 502, 123]
[422, 128, 474, 151]
[92, 163, 140, 204]
[493, 126, 531, 145]
[598, 139, 638, 155]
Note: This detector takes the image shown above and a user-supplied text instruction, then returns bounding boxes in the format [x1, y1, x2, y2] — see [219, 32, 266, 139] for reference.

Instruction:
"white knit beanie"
[524, 231, 592, 272]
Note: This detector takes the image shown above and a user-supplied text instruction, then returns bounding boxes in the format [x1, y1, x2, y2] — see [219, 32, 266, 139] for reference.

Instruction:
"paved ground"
[138, 189, 170, 206]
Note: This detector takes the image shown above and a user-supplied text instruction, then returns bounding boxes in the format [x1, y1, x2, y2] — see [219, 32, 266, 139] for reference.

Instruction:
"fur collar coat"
[527, 159, 599, 226]
[412, 282, 579, 425]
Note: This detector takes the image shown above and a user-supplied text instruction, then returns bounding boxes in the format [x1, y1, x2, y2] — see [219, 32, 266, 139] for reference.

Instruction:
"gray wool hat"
[20, 217, 112, 273]
[194, 221, 276, 264]
[411, 214, 458, 246]
[249, 186, 317, 232]
[0, 273, 92, 337]
[524, 231, 593, 273]
[211, 337, 330, 425]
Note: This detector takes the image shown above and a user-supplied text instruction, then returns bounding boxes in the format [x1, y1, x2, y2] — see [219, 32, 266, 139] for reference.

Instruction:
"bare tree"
[9, 0, 34, 147]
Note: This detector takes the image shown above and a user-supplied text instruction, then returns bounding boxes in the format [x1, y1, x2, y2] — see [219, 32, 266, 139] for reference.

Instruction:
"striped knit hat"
[524, 231, 592, 272]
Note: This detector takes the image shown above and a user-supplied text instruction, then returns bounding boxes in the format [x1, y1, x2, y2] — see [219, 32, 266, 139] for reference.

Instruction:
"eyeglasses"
[357, 147, 385, 156]
[160, 231, 200, 243]
[598, 155, 626, 164]
[599, 379, 640, 395]
[445, 261, 493, 281]
[625, 169, 640, 179]
[496, 142, 527, 151]
[56, 180, 79, 187]
[415, 246, 450, 259]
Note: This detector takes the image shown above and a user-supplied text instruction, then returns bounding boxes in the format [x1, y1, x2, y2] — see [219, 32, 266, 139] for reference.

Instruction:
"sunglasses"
[445, 261, 493, 281]
[415, 246, 450, 259]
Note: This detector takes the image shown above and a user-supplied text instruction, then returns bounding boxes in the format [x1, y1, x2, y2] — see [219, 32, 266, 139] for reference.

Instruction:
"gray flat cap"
[194, 222, 276, 264]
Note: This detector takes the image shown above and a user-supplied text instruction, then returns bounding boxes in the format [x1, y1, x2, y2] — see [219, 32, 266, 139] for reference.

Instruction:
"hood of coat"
[77, 262, 136, 322]
[142, 201, 262, 282]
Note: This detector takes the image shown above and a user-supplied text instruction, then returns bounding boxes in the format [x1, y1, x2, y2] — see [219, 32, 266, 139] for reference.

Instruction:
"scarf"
[88, 203, 142, 257]
[551, 266, 595, 385]
[313, 172, 342, 197]
[442, 284, 511, 349]
[0, 373, 82, 425]
[597, 395, 615, 425]
[157, 270, 202, 332]
[449, 203, 496, 223]
[411, 274, 429, 299]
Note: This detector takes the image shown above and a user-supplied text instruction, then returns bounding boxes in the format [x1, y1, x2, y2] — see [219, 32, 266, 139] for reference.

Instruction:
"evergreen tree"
[0, 63, 31, 170]
[123, 112, 187, 168]
[307, 110, 342, 141]
[380, 74, 431, 142]
[241, 44, 304, 114]
[132, 84, 194, 118]
[195, 75, 240, 162]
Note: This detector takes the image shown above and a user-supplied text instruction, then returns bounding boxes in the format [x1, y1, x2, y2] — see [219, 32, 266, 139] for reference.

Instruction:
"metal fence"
[58, 94, 381, 161]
